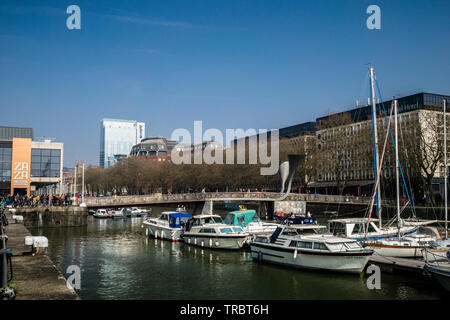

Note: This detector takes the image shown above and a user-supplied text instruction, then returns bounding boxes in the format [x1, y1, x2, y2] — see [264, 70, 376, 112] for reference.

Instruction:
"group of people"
[0, 193, 74, 208]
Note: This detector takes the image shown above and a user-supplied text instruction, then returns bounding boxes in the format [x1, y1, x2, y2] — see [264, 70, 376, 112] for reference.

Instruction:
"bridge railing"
[84, 191, 390, 207]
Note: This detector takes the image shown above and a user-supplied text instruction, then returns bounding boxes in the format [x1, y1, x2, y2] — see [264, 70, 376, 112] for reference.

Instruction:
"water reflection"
[32, 214, 447, 300]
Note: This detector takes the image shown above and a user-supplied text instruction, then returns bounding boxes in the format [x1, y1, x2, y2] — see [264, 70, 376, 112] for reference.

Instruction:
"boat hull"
[143, 222, 183, 241]
[425, 264, 450, 291]
[367, 243, 424, 258]
[250, 243, 371, 274]
[422, 249, 449, 262]
[183, 234, 247, 250]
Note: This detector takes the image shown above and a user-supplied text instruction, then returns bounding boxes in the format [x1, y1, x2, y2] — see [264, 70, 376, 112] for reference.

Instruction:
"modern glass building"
[100, 119, 146, 168]
[0, 126, 64, 196]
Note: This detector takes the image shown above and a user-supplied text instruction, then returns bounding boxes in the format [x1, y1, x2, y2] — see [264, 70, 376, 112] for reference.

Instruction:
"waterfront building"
[312, 92, 450, 199]
[235, 92, 450, 199]
[129, 137, 170, 162]
[0, 126, 64, 196]
[100, 119, 145, 168]
[129, 137, 222, 162]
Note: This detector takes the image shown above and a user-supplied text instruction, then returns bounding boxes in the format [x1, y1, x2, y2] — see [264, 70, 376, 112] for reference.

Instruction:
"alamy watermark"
[66, 265, 81, 290]
[170, 121, 279, 176]
[366, 264, 381, 290]
[366, 5, 381, 30]
[66, 5, 81, 30]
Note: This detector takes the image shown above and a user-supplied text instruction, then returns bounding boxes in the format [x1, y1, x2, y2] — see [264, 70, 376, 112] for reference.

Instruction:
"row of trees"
[85, 140, 291, 195]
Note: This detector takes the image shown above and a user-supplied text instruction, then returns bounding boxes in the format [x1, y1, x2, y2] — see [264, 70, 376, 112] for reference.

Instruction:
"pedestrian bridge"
[84, 192, 373, 208]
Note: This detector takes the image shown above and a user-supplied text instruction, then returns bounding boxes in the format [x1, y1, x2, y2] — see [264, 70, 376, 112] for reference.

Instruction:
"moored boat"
[142, 211, 193, 241]
[273, 210, 316, 225]
[250, 224, 373, 274]
[424, 254, 450, 291]
[423, 239, 450, 262]
[93, 209, 110, 219]
[183, 214, 249, 250]
[223, 209, 278, 237]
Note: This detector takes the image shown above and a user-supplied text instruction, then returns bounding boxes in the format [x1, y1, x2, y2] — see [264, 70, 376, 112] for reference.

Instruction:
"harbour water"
[31, 207, 447, 300]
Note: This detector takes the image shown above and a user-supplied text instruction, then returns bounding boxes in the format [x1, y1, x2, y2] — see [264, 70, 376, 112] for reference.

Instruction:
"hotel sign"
[11, 138, 32, 195]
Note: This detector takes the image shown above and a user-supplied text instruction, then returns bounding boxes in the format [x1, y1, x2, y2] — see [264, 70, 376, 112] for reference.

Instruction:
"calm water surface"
[31, 208, 447, 300]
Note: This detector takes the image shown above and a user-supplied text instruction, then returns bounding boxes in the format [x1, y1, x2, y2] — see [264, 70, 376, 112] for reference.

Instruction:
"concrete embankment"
[11, 206, 88, 228]
[5, 210, 79, 300]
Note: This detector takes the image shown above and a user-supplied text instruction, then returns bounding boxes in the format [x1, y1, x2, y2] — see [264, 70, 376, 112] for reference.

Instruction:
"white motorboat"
[250, 224, 373, 274]
[131, 207, 148, 217]
[93, 209, 110, 219]
[182, 214, 249, 250]
[142, 211, 192, 242]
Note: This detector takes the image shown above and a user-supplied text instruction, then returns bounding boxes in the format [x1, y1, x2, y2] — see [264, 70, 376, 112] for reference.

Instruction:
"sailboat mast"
[394, 100, 401, 239]
[370, 67, 382, 229]
[444, 98, 448, 239]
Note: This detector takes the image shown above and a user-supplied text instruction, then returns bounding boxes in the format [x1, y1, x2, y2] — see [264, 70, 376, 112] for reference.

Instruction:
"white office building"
[100, 119, 146, 168]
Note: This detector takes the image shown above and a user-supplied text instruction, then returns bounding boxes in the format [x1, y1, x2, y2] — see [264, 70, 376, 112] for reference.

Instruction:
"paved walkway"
[5, 211, 79, 300]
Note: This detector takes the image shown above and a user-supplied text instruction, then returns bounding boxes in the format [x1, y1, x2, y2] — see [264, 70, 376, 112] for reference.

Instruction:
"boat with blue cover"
[273, 211, 316, 225]
[142, 211, 193, 241]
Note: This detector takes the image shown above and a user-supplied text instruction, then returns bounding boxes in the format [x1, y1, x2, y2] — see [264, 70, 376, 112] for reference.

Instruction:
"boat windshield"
[203, 216, 224, 224]
[282, 227, 329, 236]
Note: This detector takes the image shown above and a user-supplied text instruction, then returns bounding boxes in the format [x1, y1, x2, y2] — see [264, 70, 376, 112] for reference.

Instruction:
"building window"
[30, 148, 61, 178]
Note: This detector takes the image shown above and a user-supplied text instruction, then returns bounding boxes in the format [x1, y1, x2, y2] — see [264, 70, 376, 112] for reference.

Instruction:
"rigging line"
[365, 103, 395, 237]
[398, 116, 417, 219]
[375, 79, 415, 215]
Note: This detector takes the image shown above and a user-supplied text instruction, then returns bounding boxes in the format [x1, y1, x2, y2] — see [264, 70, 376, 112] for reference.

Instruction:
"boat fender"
[215, 241, 220, 247]
[145, 228, 149, 237]
[155, 231, 158, 239]
[201, 240, 204, 247]
[293, 249, 297, 259]
[209, 239, 212, 247]
[258, 251, 262, 261]
[161, 231, 164, 239]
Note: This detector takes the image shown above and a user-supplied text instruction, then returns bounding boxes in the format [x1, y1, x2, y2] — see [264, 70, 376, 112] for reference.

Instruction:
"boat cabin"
[327, 218, 380, 238]
[223, 210, 260, 227]
[158, 212, 192, 228]
[191, 214, 224, 226]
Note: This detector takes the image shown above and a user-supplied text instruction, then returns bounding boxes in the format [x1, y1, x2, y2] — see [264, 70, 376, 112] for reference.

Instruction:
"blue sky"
[0, 0, 449, 166]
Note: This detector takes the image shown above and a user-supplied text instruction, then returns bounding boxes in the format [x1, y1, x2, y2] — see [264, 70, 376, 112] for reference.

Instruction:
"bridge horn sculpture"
[278, 154, 304, 201]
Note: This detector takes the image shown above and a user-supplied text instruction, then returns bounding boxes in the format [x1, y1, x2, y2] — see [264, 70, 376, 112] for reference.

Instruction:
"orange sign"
[11, 138, 32, 196]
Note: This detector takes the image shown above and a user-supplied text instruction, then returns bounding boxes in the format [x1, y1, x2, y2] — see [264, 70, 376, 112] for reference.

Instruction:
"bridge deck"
[85, 192, 375, 208]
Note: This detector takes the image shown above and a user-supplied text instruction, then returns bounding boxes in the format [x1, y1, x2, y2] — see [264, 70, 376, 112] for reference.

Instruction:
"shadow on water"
[31, 207, 448, 300]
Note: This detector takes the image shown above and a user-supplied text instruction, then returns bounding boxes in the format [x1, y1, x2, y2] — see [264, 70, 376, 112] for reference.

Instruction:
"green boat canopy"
[223, 210, 260, 227]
